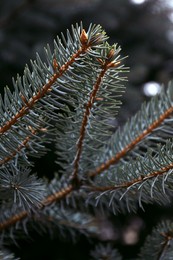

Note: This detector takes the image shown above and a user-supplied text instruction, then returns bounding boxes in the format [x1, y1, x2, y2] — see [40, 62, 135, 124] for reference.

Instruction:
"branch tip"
[107, 60, 121, 69]
[80, 29, 88, 45]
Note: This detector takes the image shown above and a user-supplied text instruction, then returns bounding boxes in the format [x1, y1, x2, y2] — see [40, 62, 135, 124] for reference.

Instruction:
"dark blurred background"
[0, 0, 173, 259]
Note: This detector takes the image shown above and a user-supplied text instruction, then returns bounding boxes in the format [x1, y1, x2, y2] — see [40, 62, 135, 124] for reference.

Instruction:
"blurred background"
[1, 0, 173, 113]
[0, 0, 173, 259]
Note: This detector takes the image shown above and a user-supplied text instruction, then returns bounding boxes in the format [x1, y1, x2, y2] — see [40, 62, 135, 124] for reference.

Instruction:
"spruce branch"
[0, 183, 73, 232]
[87, 139, 173, 212]
[0, 23, 108, 167]
[0, 23, 114, 235]
[89, 84, 173, 178]
[0, 28, 95, 134]
[71, 47, 122, 182]
[55, 42, 127, 180]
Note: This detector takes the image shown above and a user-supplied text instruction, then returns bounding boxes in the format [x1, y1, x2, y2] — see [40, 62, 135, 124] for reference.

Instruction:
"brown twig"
[89, 161, 173, 192]
[43, 184, 73, 205]
[0, 127, 39, 165]
[71, 53, 121, 182]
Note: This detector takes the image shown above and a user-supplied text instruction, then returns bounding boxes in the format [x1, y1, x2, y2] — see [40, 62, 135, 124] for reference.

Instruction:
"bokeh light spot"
[130, 0, 146, 5]
[143, 82, 162, 97]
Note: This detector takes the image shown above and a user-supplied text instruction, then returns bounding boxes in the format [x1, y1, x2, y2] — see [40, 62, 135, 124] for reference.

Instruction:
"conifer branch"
[72, 48, 121, 181]
[89, 101, 173, 178]
[0, 23, 111, 236]
[0, 184, 73, 231]
[89, 160, 173, 192]
[86, 139, 173, 211]
[0, 30, 91, 135]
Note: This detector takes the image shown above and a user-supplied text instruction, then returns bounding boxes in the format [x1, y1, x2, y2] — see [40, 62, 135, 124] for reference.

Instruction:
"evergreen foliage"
[1, 22, 173, 259]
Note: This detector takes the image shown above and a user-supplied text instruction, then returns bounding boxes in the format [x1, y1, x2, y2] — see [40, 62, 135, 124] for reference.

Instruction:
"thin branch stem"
[43, 184, 73, 205]
[0, 211, 28, 231]
[71, 57, 121, 182]
[89, 161, 173, 192]
[89, 106, 173, 178]
[71, 63, 109, 181]
[0, 127, 38, 165]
